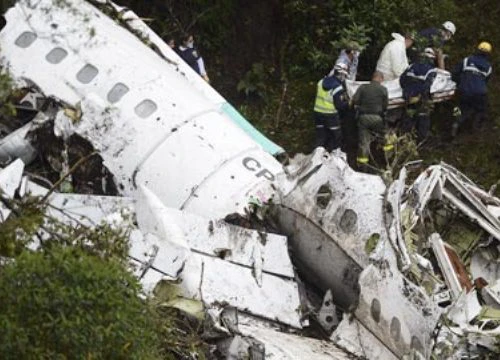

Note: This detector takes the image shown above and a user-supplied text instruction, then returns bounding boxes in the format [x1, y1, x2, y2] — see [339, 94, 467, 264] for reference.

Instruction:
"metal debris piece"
[317, 289, 339, 332]
[336, 264, 441, 359]
[446, 290, 482, 325]
[332, 314, 399, 360]
[430, 233, 468, 298]
[481, 280, 500, 309]
[0, 122, 37, 165]
[0, 159, 25, 220]
[239, 316, 355, 360]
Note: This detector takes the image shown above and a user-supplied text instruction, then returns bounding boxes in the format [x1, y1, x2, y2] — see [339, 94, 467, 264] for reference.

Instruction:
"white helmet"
[423, 47, 436, 59]
[442, 21, 456, 35]
[333, 61, 349, 75]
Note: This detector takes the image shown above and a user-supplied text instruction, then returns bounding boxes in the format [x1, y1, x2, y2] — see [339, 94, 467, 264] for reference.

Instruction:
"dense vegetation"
[121, 0, 500, 191]
[0, 246, 160, 359]
[0, 195, 207, 359]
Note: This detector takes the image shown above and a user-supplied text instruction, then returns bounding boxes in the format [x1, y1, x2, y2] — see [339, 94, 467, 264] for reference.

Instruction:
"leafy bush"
[0, 247, 160, 359]
[0, 194, 131, 261]
[0, 196, 45, 257]
[237, 62, 272, 99]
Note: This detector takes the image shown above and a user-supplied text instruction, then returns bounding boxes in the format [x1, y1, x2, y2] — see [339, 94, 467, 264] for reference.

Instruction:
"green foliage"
[237, 62, 272, 99]
[0, 0, 15, 14]
[237, 79, 314, 154]
[155, 306, 208, 360]
[0, 246, 160, 359]
[365, 233, 380, 254]
[0, 194, 131, 261]
[42, 207, 132, 262]
[330, 23, 372, 52]
[0, 196, 45, 257]
[382, 133, 420, 183]
[0, 69, 17, 118]
[120, 0, 235, 54]
[282, 0, 458, 77]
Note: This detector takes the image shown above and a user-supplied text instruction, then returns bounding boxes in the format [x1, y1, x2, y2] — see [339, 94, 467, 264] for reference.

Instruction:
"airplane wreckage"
[0, 0, 499, 359]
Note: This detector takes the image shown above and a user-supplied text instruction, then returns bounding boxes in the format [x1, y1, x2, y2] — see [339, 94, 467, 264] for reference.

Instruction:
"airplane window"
[45, 47, 68, 64]
[390, 317, 401, 342]
[107, 83, 129, 103]
[411, 336, 424, 355]
[14, 31, 37, 48]
[134, 99, 157, 118]
[76, 64, 98, 84]
[370, 298, 381, 323]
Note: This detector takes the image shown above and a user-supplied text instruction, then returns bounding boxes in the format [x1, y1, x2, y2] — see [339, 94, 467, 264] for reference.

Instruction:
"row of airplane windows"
[14, 31, 158, 119]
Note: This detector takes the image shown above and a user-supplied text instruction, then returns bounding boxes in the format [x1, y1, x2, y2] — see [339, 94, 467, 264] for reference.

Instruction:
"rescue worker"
[451, 41, 493, 137]
[400, 48, 438, 142]
[351, 71, 389, 168]
[376, 32, 414, 81]
[313, 62, 349, 152]
[330, 42, 361, 81]
[167, 38, 176, 49]
[417, 21, 456, 69]
[178, 34, 210, 82]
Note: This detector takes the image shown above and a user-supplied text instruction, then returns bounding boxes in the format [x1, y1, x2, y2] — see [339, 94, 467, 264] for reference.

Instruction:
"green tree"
[0, 246, 160, 359]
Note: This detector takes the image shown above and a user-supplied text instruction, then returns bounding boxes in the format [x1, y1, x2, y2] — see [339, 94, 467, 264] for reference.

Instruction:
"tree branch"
[42, 151, 98, 202]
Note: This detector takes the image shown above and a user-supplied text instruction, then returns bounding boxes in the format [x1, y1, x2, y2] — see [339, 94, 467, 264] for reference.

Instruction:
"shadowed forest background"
[111, 0, 499, 189]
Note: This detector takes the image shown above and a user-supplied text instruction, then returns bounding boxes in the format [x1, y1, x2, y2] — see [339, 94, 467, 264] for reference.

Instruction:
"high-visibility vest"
[314, 80, 336, 114]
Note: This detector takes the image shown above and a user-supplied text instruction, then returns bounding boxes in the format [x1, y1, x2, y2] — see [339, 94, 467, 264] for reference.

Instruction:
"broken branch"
[42, 151, 98, 202]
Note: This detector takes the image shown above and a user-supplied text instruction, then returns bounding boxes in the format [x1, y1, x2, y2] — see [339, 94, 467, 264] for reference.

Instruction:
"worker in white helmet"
[417, 21, 456, 69]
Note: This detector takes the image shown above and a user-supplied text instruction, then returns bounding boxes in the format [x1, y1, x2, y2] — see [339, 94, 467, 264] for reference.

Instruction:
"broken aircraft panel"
[136, 185, 295, 279]
[238, 318, 355, 360]
[273, 149, 390, 309]
[340, 263, 442, 358]
[0, 159, 305, 331]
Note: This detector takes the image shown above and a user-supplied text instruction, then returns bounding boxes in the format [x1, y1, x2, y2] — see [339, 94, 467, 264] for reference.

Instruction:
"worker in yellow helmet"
[451, 41, 492, 137]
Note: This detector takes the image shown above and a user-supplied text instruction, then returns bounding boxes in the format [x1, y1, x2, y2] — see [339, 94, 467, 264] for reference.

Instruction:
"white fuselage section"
[0, 0, 283, 218]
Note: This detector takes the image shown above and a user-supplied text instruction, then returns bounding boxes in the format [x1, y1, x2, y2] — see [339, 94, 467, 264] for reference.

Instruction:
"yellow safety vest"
[314, 79, 336, 114]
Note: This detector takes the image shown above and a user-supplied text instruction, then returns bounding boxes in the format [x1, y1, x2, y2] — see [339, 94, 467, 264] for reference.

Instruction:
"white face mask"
[187, 41, 194, 48]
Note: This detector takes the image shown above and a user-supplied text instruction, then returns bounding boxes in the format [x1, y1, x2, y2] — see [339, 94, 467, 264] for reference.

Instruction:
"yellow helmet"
[478, 41, 492, 53]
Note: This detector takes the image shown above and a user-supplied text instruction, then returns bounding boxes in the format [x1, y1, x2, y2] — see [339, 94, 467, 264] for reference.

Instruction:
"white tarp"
[345, 69, 456, 109]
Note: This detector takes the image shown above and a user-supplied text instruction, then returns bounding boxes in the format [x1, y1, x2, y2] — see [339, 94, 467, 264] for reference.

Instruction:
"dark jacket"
[400, 61, 437, 99]
[322, 75, 349, 112]
[452, 53, 492, 96]
[178, 47, 201, 74]
[418, 27, 445, 48]
[352, 81, 388, 115]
